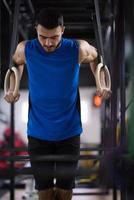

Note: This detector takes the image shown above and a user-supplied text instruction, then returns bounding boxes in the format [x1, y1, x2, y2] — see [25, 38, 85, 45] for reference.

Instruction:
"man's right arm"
[4, 41, 26, 103]
[12, 41, 26, 77]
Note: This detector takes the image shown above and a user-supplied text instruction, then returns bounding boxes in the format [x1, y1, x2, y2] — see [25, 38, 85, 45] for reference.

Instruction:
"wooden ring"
[95, 63, 111, 91]
[4, 67, 20, 97]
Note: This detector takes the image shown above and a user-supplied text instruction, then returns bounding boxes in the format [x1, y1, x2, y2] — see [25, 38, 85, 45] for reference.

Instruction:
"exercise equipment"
[4, 67, 20, 97]
[4, 0, 21, 98]
[95, 62, 111, 92]
[93, 0, 111, 93]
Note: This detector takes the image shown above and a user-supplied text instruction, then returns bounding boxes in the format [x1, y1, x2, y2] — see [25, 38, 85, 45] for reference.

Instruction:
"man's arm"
[78, 39, 98, 72]
[4, 41, 26, 103]
[12, 41, 26, 77]
[77, 39, 111, 99]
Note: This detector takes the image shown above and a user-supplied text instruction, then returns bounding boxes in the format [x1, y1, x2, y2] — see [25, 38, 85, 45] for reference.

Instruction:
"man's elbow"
[91, 47, 98, 61]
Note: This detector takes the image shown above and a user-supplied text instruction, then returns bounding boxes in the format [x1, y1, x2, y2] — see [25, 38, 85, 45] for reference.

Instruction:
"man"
[4, 8, 111, 200]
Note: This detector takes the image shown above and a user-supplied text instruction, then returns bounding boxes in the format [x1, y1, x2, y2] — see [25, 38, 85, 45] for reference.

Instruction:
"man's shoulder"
[18, 40, 27, 47]
[24, 39, 39, 50]
[62, 38, 79, 48]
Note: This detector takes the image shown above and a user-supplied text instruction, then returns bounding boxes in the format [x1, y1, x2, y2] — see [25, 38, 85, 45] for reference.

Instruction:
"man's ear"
[61, 26, 65, 34]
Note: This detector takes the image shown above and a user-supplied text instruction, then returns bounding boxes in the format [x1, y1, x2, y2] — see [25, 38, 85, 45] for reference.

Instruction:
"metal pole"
[0, 0, 1, 87]
[118, 0, 126, 151]
[127, 0, 134, 198]
[114, 0, 126, 199]
[110, 0, 118, 199]
[9, 0, 21, 200]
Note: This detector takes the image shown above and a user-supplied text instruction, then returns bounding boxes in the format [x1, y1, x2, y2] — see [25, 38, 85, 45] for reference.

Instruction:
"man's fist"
[96, 88, 112, 99]
[4, 91, 20, 103]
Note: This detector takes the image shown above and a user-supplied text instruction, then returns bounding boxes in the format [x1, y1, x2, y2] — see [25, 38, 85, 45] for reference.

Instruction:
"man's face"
[36, 24, 65, 52]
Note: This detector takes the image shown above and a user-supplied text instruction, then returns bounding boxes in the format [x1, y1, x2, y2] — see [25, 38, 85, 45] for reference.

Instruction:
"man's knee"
[55, 188, 73, 200]
[38, 188, 55, 200]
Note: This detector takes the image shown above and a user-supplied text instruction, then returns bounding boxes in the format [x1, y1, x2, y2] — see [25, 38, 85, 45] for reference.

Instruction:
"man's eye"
[51, 37, 58, 39]
[40, 36, 47, 39]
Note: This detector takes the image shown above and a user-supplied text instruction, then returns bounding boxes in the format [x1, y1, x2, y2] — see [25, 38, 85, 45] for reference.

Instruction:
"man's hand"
[96, 88, 112, 100]
[4, 90, 20, 103]
[94, 62, 111, 100]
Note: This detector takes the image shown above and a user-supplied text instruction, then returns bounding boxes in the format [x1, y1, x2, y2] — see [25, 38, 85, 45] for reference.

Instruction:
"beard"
[43, 40, 62, 52]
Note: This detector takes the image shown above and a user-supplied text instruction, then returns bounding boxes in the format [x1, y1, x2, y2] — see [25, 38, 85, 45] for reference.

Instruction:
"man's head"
[35, 8, 65, 52]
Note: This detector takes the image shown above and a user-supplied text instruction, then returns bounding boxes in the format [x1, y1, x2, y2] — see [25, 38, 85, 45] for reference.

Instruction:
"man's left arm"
[77, 39, 111, 99]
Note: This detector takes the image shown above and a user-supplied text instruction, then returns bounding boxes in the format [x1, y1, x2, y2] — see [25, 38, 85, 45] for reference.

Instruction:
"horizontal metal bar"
[0, 167, 98, 179]
[0, 147, 27, 152]
[33, 0, 92, 2]
[73, 191, 109, 195]
[0, 154, 102, 162]
[0, 146, 116, 152]
[32, 2, 93, 8]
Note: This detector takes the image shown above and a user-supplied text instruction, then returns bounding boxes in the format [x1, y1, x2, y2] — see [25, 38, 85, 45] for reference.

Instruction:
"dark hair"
[35, 8, 64, 29]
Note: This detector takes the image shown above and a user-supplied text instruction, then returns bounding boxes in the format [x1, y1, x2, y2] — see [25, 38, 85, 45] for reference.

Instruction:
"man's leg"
[38, 188, 55, 200]
[55, 135, 80, 200]
[54, 188, 72, 200]
[27, 136, 55, 200]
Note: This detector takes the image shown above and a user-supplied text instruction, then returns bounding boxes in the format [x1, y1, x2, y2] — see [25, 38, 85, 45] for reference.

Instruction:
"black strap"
[9, 0, 21, 68]
[93, 0, 105, 65]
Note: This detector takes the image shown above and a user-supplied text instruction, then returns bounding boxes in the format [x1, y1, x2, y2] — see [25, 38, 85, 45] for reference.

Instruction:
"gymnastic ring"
[4, 67, 20, 97]
[95, 63, 111, 91]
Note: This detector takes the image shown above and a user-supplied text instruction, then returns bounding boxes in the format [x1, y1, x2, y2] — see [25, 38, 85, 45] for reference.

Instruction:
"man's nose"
[45, 38, 52, 46]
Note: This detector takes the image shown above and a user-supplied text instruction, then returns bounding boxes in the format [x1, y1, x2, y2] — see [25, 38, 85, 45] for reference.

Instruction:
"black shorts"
[28, 135, 80, 190]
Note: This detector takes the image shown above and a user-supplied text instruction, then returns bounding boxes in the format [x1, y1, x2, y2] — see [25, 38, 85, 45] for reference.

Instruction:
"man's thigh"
[27, 136, 55, 190]
[55, 135, 80, 189]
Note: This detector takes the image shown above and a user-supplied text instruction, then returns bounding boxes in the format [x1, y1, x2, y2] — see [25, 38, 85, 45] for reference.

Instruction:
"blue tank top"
[25, 38, 83, 141]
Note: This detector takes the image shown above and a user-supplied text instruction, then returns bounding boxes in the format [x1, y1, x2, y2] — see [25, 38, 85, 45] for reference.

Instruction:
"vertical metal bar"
[10, 105, 15, 200]
[0, 0, 1, 88]
[118, 0, 126, 150]
[114, 0, 126, 147]
[126, 0, 134, 199]
[9, 1, 21, 200]
[114, 0, 126, 199]
[110, 0, 118, 199]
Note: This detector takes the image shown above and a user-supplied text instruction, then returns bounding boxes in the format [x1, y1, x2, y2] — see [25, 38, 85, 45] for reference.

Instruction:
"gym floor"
[1, 188, 120, 200]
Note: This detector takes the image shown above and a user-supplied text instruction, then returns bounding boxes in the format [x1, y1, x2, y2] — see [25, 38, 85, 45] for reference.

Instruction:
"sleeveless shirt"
[25, 38, 83, 141]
